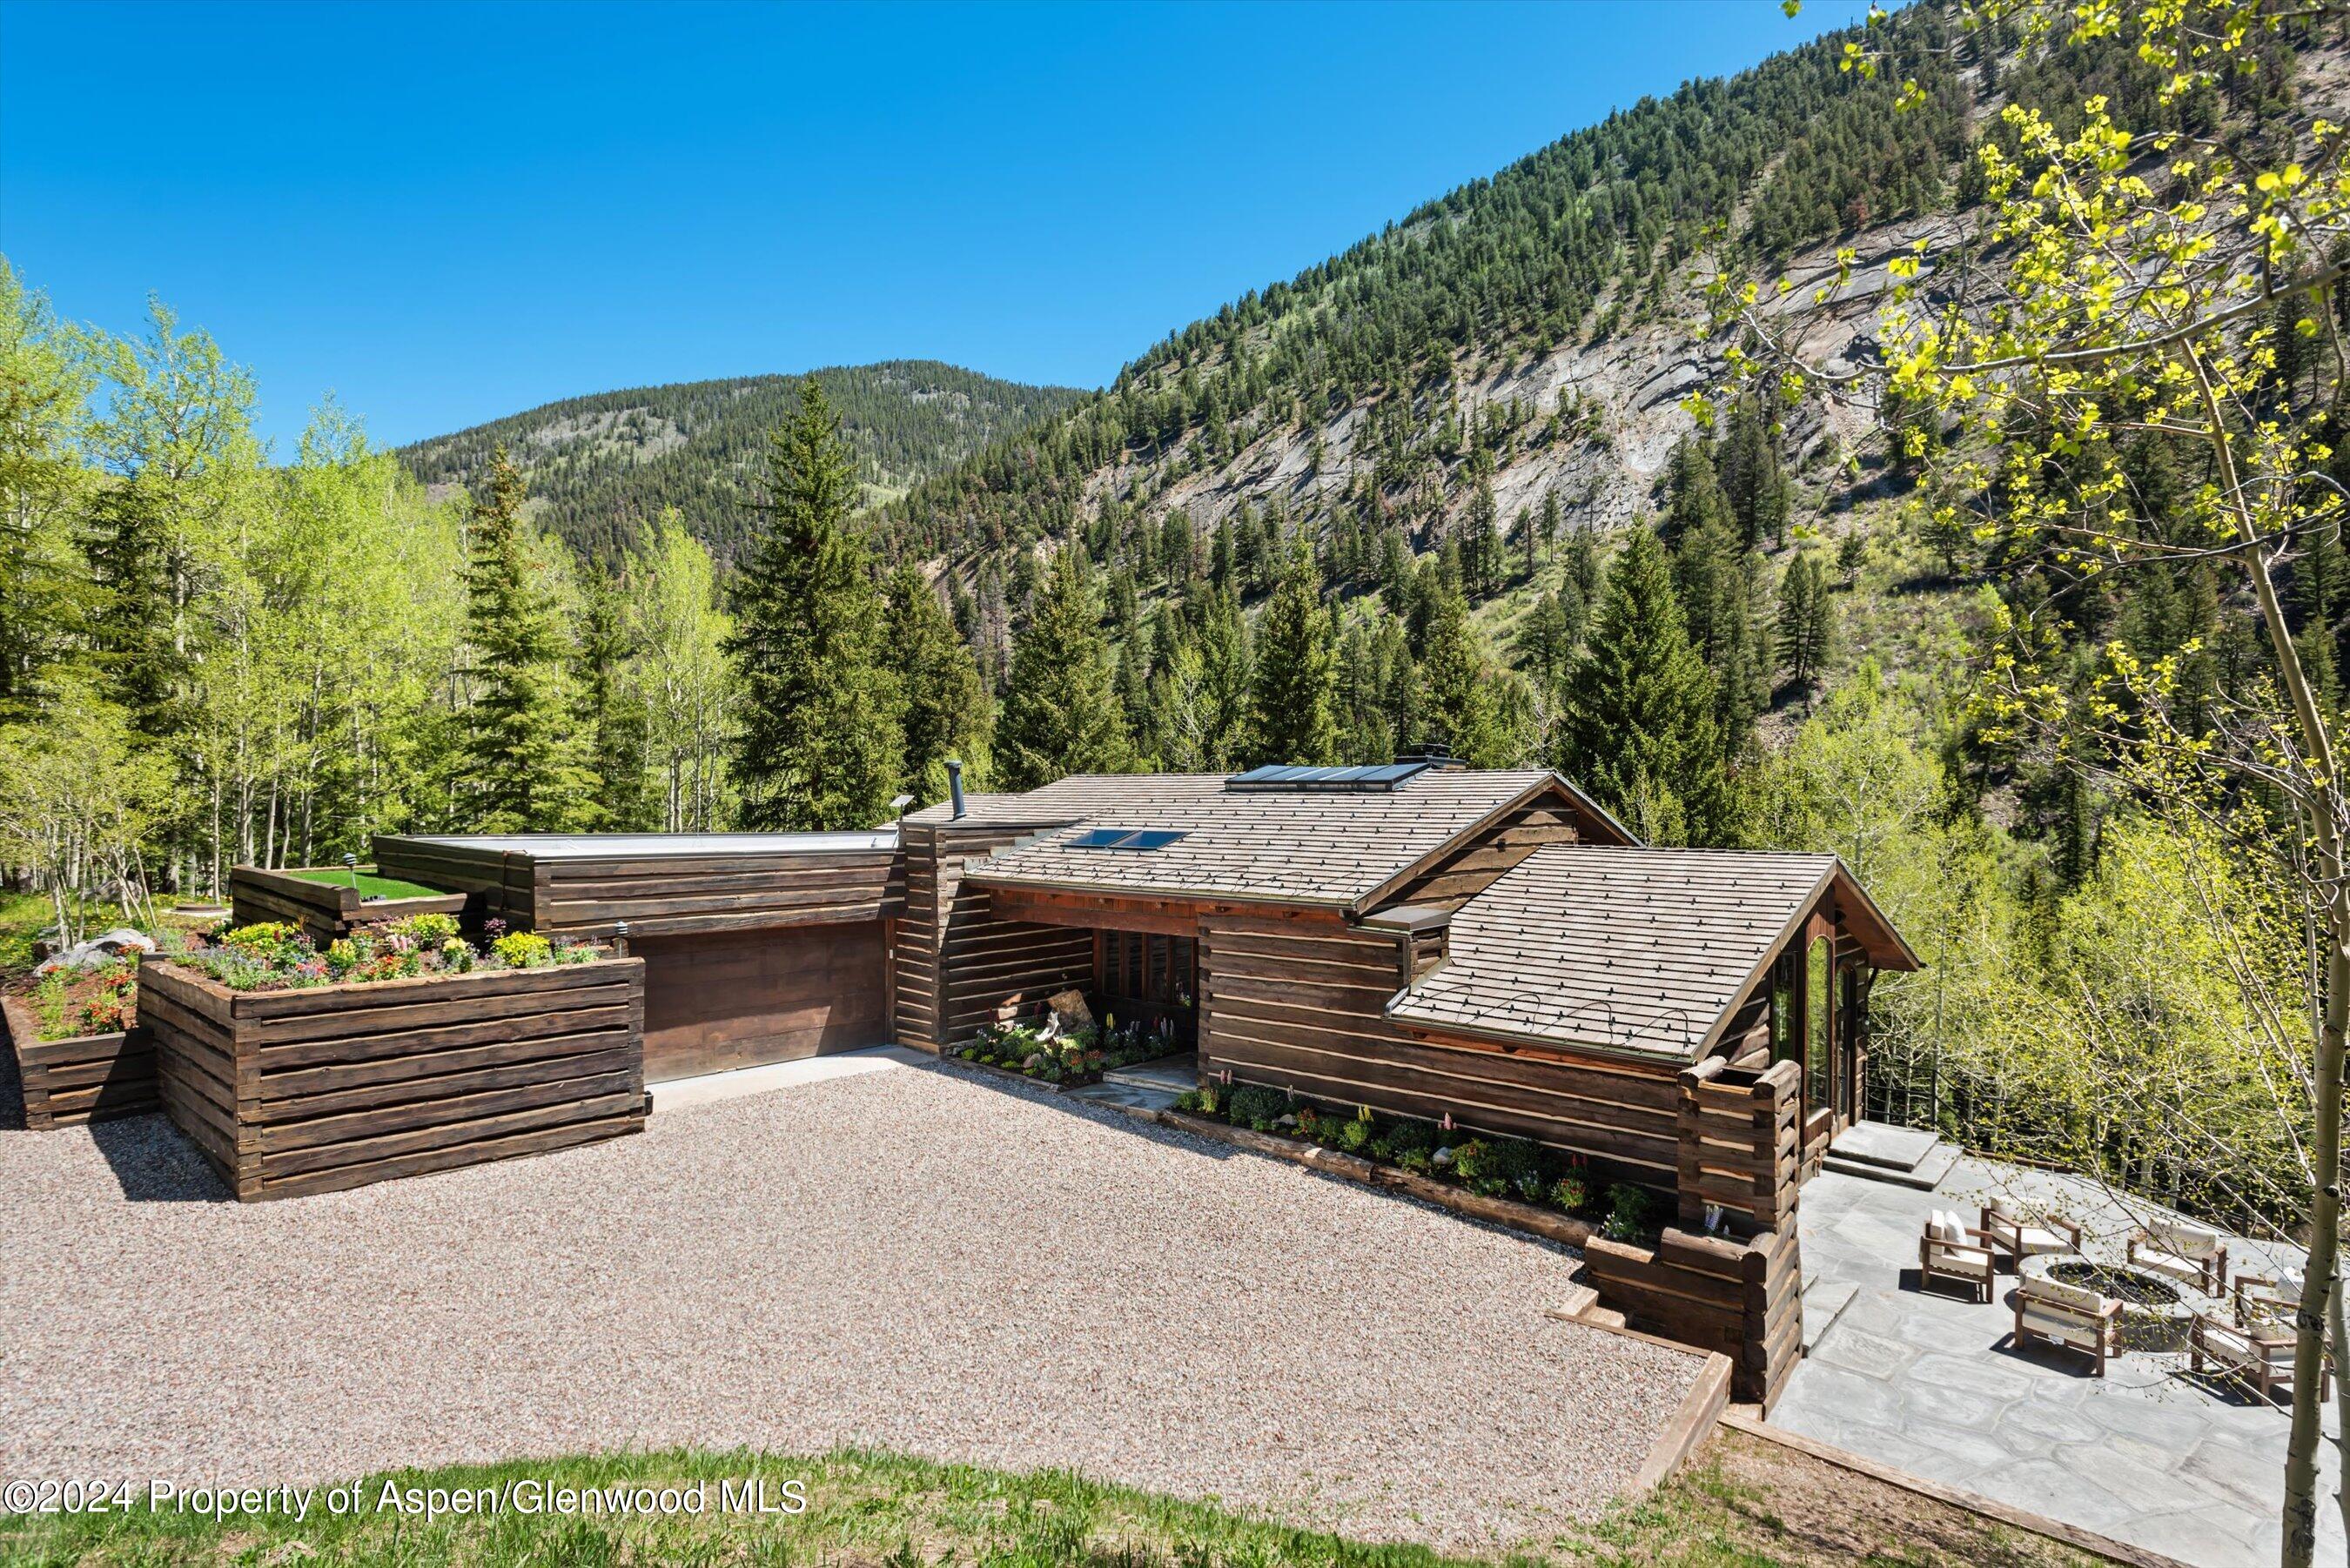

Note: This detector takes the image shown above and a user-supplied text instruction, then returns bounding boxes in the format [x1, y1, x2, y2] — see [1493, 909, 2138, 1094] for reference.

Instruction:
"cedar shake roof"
[950, 769, 1618, 908]
[1386, 845, 1919, 1060]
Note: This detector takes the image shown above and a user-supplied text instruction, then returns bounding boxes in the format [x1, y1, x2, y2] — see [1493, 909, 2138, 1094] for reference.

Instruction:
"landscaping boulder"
[34, 928, 155, 975]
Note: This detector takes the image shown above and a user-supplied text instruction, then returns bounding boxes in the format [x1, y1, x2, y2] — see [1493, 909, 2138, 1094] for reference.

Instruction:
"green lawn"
[285, 866, 451, 901]
[0, 1434, 2112, 1568]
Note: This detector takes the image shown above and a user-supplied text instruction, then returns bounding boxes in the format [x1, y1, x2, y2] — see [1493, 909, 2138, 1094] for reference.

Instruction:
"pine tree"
[1415, 581, 1506, 766]
[1717, 400, 1790, 549]
[723, 383, 903, 830]
[1556, 526, 1729, 846]
[574, 562, 655, 831]
[1671, 513, 1769, 760]
[883, 562, 986, 807]
[1563, 526, 1604, 606]
[1246, 539, 1340, 765]
[1460, 477, 1503, 600]
[458, 446, 592, 831]
[1776, 552, 1836, 697]
[993, 544, 1131, 788]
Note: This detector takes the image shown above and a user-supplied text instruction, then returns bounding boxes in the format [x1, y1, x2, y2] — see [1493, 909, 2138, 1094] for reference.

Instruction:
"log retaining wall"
[141, 955, 646, 1201]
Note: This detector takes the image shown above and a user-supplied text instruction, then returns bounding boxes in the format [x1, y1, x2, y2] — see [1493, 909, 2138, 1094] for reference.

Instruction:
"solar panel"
[1224, 761, 1429, 792]
[1066, 828, 1189, 851]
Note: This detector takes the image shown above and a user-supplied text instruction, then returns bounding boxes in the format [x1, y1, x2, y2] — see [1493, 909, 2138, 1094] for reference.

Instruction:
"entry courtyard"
[0, 1052, 1703, 1552]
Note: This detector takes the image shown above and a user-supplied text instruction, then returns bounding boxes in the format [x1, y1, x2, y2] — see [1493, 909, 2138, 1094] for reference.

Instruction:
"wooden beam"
[984, 887, 1207, 936]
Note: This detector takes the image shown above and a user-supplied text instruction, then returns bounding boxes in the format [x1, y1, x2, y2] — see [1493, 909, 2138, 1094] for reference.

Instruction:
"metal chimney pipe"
[945, 758, 966, 819]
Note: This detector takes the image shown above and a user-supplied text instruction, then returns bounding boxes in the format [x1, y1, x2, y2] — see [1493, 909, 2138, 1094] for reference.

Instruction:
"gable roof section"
[955, 770, 1588, 907]
[1386, 845, 1917, 1062]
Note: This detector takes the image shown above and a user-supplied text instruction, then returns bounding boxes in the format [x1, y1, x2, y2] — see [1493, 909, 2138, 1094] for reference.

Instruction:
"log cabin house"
[358, 760, 1921, 1395]
[378, 756, 1917, 1190]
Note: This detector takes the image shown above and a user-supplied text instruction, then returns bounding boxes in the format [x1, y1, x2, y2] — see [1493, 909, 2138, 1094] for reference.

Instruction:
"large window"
[1805, 934, 1833, 1114]
[1769, 948, 1801, 1066]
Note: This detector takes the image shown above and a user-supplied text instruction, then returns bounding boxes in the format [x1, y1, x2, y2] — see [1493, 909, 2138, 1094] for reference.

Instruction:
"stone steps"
[1823, 1122, 1959, 1191]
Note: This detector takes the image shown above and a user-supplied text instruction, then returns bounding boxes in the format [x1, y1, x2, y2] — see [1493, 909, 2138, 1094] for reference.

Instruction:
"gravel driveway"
[0, 1057, 1702, 1549]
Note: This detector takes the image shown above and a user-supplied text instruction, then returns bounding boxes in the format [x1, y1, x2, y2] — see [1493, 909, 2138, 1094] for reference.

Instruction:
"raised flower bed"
[1170, 1078, 1662, 1241]
[142, 918, 646, 1201]
[2, 955, 155, 1129]
[230, 863, 468, 948]
[946, 1015, 1184, 1090]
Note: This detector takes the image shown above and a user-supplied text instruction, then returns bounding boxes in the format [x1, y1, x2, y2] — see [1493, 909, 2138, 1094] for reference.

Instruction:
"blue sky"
[0, 0, 1867, 452]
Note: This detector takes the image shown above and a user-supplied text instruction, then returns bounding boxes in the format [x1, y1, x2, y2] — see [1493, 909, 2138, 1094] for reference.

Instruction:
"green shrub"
[1335, 1116, 1373, 1155]
[439, 936, 475, 972]
[1549, 1175, 1590, 1215]
[1227, 1084, 1287, 1130]
[491, 931, 554, 969]
[1382, 1118, 1435, 1159]
[1450, 1136, 1539, 1197]
[1601, 1183, 1655, 1242]
[1491, 1136, 1544, 1200]
[1172, 1089, 1205, 1115]
[392, 912, 460, 944]
[1395, 1148, 1434, 1175]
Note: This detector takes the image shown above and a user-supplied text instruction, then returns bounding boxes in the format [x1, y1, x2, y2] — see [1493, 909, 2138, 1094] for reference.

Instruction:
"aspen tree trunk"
[2190, 354, 2345, 1568]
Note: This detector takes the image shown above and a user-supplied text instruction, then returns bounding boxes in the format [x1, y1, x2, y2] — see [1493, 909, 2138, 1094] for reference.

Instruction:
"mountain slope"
[400, 361, 1086, 558]
[877, 5, 1972, 574]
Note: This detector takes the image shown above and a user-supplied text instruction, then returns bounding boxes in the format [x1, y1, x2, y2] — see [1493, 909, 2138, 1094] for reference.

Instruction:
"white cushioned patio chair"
[2232, 1267, 2306, 1330]
[1919, 1208, 1996, 1303]
[2129, 1217, 2229, 1296]
[1979, 1199, 2083, 1273]
[2013, 1270, 2122, 1376]
[2191, 1311, 2329, 1404]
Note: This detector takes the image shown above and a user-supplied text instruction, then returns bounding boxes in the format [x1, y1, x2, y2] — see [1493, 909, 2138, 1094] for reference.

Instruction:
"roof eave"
[958, 869, 1353, 909]
[1383, 998, 1703, 1066]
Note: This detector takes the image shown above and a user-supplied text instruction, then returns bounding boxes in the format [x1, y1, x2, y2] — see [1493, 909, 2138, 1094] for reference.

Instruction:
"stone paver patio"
[1776, 1156, 2345, 1568]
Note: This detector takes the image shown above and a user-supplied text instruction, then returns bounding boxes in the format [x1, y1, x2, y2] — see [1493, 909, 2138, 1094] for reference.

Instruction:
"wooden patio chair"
[1979, 1199, 2083, 1273]
[2191, 1311, 2329, 1404]
[1919, 1209, 1996, 1303]
[2128, 1218, 2229, 1297]
[2012, 1270, 2123, 1376]
[2232, 1267, 2307, 1330]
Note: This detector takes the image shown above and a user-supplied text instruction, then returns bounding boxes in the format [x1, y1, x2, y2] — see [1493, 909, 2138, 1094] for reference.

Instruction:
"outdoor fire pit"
[2020, 1254, 2205, 1351]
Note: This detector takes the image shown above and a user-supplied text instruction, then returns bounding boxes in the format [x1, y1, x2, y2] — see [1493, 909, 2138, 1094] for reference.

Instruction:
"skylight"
[1224, 762, 1429, 793]
[1065, 828, 1189, 850]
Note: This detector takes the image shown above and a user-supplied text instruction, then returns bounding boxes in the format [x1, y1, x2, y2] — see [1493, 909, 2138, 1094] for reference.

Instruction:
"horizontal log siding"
[3, 996, 156, 1129]
[1676, 1057, 1802, 1236]
[372, 839, 527, 928]
[894, 823, 1093, 1050]
[1377, 797, 1589, 912]
[532, 852, 903, 938]
[894, 823, 944, 1049]
[1582, 1220, 1803, 1408]
[140, 956, 646, 1202]
[373, 838, 906, 941]
[1201, 915, 1682, 1184]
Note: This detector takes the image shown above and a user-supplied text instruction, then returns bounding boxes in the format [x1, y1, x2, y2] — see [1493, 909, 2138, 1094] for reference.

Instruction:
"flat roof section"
[397, 831, 899, 860]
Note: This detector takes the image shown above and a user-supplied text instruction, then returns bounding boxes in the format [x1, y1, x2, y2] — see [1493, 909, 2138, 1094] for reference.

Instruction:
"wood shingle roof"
[1387, 845, 1870, 1060]
[950, 770, 1572, 907]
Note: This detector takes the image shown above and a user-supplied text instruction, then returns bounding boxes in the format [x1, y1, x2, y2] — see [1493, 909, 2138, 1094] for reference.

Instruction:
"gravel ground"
[0, 1059, 1702, 1549]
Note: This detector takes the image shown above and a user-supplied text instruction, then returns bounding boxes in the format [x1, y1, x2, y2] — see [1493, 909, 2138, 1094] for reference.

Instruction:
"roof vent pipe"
[946, 758, 966, 819]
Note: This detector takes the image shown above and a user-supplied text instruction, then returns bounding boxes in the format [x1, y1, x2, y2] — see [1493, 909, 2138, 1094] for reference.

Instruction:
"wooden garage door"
[636, 921, 889, 1082]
